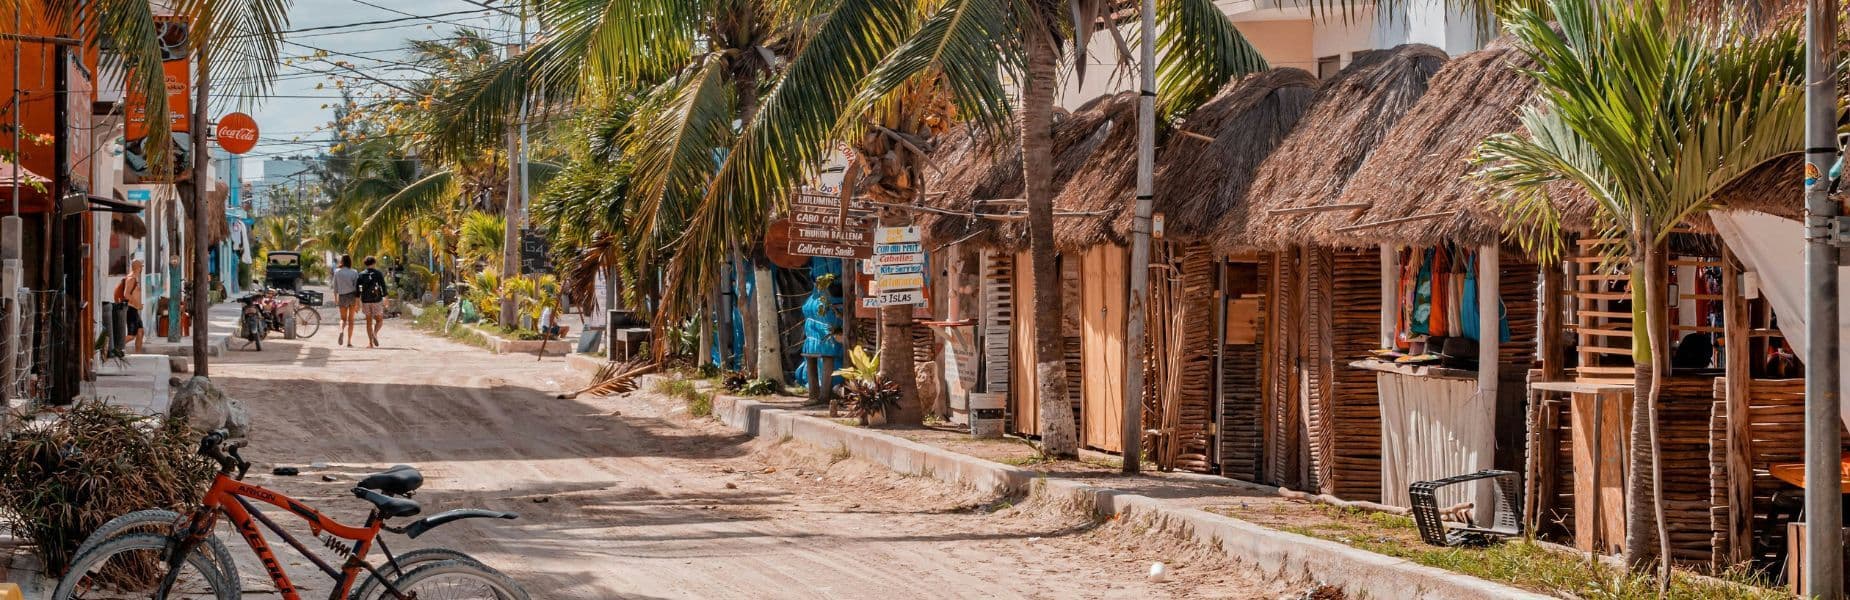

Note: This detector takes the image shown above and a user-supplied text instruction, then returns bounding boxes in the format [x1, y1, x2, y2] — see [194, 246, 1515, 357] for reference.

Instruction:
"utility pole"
[190, 36, 213, 378]
[1120, 0, 1157, 474]
[1803, 0, 1842, 597]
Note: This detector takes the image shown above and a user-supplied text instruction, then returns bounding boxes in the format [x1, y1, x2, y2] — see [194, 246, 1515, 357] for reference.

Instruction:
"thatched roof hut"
[1045, 68, 1321, 249]
[918, 92, 1137, 251]
[1216, 44, 1449, 252]
[1317, 42, 1557, 248]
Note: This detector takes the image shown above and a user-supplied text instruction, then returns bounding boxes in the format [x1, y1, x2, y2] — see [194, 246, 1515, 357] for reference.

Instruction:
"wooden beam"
[1721, 246, 1754, 567]
[1331, 210, 1461, 233]
[1267, 202, 1371, 216]
[1178, 130, 1216, 143]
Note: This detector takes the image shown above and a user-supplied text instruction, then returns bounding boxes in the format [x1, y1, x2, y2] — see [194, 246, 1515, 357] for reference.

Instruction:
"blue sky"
[237, 0, 522, 177]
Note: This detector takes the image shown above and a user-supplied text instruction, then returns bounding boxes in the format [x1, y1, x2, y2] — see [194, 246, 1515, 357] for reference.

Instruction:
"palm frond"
[351, 170, 457, 254]
[659, 0, 917, 319]
[620, 54, 737, 267]
[1155, 0, 1267, 116]
[849, 0, 1019, 137]
[176, 0, 292, 108]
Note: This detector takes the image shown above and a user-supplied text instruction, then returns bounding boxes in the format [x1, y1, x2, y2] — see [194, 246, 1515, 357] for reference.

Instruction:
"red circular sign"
[214, 112, 259, 155]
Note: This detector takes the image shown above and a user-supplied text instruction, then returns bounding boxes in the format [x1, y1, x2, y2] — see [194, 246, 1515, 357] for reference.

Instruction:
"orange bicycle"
[54, 430, 529, 599]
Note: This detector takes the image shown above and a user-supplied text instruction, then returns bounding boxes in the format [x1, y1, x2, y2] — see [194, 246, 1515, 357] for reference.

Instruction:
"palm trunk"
[1023, 32, 1078, 457]
[754, 263, 782, 383]
[1640, 242, 1674, 586]
[878, 209, 921, 424]
[1622, 240, 1671, 575]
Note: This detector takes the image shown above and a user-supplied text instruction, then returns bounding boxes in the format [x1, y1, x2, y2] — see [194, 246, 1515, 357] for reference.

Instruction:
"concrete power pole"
[1120, 0, 1157, 474]
[1803, 0, 1842, 597]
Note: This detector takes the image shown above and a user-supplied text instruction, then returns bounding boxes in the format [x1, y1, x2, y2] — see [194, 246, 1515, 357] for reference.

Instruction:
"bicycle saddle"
[357, 465, 423, 496]
[353, 487, 422, 518]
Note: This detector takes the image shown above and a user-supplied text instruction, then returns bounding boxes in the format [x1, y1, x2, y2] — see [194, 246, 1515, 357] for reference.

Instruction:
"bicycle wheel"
[380, 559, 528, 600]
[294, 306, 321, 339]
[74, 510, 239, 587]
[52, 532, 235, 600]
[348, 548, 499, 600]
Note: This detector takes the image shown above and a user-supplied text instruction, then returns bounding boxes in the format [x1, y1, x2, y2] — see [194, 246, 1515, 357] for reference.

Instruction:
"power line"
[221, 8, 504, 40]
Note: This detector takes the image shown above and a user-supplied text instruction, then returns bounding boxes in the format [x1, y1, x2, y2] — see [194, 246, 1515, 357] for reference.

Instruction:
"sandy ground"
[197, 306, 1308, 599]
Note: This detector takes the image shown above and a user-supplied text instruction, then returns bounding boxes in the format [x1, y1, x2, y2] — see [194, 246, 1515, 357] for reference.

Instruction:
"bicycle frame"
[180, 473, 395, 600]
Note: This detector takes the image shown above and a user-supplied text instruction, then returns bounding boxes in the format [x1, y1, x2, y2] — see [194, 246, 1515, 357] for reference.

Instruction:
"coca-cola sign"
[214, 112, 259, 155]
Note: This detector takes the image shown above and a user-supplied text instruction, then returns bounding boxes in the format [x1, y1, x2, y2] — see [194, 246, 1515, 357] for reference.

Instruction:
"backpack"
[357, 269, 388, 303]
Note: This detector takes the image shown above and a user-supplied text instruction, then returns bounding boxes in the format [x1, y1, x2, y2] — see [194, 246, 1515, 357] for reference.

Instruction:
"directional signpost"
[787, 192, 873, 260]
[866, 226, 927, 308]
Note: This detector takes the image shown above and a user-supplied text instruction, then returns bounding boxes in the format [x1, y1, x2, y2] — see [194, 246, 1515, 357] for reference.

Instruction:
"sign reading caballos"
[214, 112, 259, 155]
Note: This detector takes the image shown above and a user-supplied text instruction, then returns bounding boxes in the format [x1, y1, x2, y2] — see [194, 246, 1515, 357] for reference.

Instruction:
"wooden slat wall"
[1707, 378, 1828, 571]
[1221, 343, 1263, 480]
[1501, 257, 1539, 371]
[1659, 376, 1720, 565]
[1540, 395, 1576, 541]
[1313, 247, 1385, 502]
[1262, 251, 1303, 488]
[980, 250, 1013, 404]
[1063, 255, 1084, 431]
[1147, 246, 1221, 470]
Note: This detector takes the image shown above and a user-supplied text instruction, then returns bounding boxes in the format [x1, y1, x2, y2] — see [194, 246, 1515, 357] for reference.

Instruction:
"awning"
[0, 161, 47, 187]
[59, 193, 146, 216]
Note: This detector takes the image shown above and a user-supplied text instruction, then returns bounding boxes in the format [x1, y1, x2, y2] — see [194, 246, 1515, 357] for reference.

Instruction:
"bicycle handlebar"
[198, 429, 252, 479]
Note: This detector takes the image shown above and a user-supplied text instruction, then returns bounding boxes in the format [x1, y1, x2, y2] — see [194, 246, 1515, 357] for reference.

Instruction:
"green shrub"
[0, 401, 216, 573]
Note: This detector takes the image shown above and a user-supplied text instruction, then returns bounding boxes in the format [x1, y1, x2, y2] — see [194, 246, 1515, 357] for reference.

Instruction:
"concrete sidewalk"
[636, 374, 1550, 600]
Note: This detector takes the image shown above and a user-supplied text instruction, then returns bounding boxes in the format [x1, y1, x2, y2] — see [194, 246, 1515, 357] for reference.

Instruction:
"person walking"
[357, 256, 389, 348]
[332, 255, 360, 347]
[114, 259, 146, 353]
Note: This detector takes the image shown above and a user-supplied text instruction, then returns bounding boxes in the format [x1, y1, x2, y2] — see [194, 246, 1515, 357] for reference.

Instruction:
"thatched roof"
[1316, 43, 1555, 247]
[918, 92, 1138, 251]
[1215, 44, 1450, 252]
[1045, 68, 1321, 249]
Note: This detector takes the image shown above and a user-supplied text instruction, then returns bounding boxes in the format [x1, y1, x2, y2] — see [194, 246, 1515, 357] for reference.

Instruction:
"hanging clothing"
[1411, 248, 1435, 336]
[1429, 247, 1449, 338]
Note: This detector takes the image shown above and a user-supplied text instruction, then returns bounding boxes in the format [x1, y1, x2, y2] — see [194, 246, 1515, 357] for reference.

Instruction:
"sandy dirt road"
[203, 307, 1297, 599]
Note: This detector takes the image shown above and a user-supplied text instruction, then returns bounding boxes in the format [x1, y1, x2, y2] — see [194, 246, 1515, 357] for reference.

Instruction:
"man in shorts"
[114, 259, 146, 353]
[332, 255, 360, 347]
[356, 256, 389, 348]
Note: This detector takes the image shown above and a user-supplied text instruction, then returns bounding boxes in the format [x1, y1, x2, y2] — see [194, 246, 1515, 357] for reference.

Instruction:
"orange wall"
[1234, 20, 1317, 74]
[0, 8, 96, 212]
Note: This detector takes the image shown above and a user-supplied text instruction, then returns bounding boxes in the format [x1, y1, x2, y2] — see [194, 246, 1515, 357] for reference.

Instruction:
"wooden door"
[1570, 390, 1630, 555]
[1010, 250, 1040, 435]
[1081, 245, 1128, 452]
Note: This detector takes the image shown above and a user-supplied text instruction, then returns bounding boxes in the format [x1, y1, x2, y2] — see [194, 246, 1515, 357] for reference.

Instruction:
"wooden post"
[1722, 246, 1754, 567]
[1380, 244, 1397, 349]
[1476, 246, 1502, 522]
[1528, 261, 1566, 533]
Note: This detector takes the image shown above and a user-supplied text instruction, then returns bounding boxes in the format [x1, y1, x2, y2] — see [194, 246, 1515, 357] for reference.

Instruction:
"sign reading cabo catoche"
[215, 112, 260, 155]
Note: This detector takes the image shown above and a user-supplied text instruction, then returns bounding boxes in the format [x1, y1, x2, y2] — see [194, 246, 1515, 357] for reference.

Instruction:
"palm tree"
[1473, 0, 1804, 575]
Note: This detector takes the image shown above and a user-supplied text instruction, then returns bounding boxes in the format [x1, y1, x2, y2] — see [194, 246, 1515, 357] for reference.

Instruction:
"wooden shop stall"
[1303, 41, 1547, 521]
[915, 95, 1131, 440]
[1048, 68, 1319, 470]
[1212, 44, 1451, 497]
[1517, 156, 1824, 573]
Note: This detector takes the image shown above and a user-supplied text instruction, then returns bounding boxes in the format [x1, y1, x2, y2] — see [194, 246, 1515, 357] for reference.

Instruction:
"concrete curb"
[703, 392, 1549, 600]
[461, 325, 564, 355]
